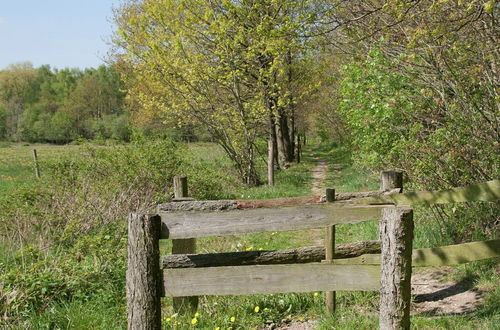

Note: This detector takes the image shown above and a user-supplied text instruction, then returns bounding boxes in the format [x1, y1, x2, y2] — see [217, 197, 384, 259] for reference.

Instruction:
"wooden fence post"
[380, 171, 403, 192]
[325, 188, 336, 313]
[172, 176, 199, 314]
[379, 207, 414, 330]
[127, 213, 162, 330]
[33, 149, 40, 179]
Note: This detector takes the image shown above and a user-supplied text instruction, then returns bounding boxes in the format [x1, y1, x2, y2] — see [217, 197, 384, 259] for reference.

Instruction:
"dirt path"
[309, 158, 328, 247]
[310, 158, 328, 196]
[411, 267, 486, 315]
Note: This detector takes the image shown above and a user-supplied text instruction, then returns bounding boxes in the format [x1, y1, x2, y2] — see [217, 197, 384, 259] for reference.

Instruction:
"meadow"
[0, 140, 498, 329]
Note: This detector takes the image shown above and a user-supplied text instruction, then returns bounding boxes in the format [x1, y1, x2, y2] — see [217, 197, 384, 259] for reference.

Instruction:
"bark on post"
[379, 208, 414, 330]
[380, 171, 403, 192]
[268, 139, 275, 186]
[172, 176, 198, 314]
[325, 188, 336, 313]
[127, 213, 162, 330]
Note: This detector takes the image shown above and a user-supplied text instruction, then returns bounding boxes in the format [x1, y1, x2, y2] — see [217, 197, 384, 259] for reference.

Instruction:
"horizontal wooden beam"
[159, 204, 386, 239]
[163, 240, 381, 269]
[332, 239, 500, 267]
[348, 180, 500, 206]
[157, 190, 402, 212]
[163, 264, 380, 297]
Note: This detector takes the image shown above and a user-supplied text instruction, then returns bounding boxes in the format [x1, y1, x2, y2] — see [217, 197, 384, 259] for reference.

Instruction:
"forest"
[0, 0, 498, 328]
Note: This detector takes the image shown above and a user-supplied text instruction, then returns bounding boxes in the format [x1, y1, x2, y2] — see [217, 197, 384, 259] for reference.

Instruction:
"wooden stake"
[379, 208, 413, 330]
[171, 176, 198, 314]
[127, 213, 162, 330]
[325, 188, 336, 313]
[33, 149, 40, 179]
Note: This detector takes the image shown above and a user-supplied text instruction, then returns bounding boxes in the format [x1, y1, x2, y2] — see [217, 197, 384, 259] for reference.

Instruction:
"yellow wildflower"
[194, 312, 200, 317]
[313, 292, 319, 297]
[191, 318, 198, 325]
[230, 316, 236, 322]
[254, 306, 260, 313]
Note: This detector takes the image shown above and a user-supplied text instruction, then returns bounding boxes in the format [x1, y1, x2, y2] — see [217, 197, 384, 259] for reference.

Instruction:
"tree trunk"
[269, 114, 280, 170]
[268, 139, 275, 185]
[275, 117, 287, 168]
[279, 111, 293, 162]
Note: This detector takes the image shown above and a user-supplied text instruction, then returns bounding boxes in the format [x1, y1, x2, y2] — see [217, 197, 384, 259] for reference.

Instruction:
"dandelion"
[258, 248, 263, 251]
[271, 232, 276, 236]
[214, 327, 220, 330]
[263, 308, 270, 312]
[254, 306, 260, 313]
[165, 317, 171, 322]
[191, 318, 198, 325]
[230, 316, 236, 322]
[313, 292, 319, 297]
[194, 312, 200, 317]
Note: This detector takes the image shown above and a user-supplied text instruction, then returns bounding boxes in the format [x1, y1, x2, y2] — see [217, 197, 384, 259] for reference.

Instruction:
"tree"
[113, 0, 328, 185]
[0, 62, 39, 140]
[319, 0, 499, 241]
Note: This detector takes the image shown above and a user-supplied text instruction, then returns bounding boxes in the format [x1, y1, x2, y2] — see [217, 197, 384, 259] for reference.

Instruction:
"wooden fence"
[126, 173, 500, 330]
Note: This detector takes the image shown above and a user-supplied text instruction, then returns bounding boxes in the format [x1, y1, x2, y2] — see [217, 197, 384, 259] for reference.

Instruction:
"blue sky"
[0, 0, 121, 70]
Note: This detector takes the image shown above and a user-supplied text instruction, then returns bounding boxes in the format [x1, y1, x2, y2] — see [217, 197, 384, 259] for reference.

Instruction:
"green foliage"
[113, 0, 329, 185]
[0, 138, 238, 325]
[335, 43, 499, 242]
[0, 63, 130, 143]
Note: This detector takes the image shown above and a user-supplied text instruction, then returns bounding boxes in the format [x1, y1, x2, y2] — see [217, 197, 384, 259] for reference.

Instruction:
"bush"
[0, 137, 236, 325]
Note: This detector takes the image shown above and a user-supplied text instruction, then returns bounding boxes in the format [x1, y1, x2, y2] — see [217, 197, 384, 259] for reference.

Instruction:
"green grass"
[0, 143, 83, 193]
[1, 140, 498, 329]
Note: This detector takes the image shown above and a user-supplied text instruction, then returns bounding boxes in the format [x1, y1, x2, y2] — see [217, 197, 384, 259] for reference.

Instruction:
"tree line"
[0, 63, 130, 143]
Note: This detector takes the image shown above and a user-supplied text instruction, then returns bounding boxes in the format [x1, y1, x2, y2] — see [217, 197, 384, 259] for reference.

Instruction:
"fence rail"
[127, 173, 500, 330]
[163, 264, 380, 297]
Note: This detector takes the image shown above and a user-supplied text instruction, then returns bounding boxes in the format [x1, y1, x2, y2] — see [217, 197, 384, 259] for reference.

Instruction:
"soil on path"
[309, 158, 329, 247]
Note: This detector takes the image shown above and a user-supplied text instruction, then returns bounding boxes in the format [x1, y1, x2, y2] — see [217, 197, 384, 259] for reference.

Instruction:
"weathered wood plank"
[412, 239, 500, 266]
[333, 239, 500, 267]
[349, 180, 500, 205]
[157, 190, 401, 212]
[162, 264, 380, 297]
[159, 204, 386, 239]
[163, 241, 381, 268]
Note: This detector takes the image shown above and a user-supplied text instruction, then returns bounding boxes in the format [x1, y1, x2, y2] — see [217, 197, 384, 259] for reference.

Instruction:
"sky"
[0, 0, 121, 70]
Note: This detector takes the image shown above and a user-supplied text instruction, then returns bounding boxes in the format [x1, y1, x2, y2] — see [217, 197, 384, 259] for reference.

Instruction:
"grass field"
[0, 140, 498, 329]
